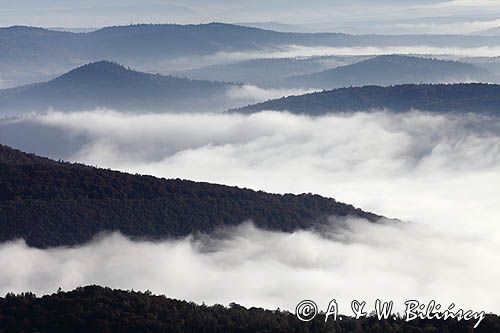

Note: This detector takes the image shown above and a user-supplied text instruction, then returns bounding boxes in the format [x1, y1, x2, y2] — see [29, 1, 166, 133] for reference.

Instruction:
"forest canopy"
[0, 286, 498, 333]
[0, 144, 382, 248]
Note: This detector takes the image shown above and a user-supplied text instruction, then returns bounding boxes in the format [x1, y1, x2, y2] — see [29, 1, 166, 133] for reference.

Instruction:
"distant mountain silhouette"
[3, 23, 499, 61]
[3, 23, 500, 86]
[0, 23, 325, 86]
[0, 61, 236, 113]
[173, 56, 369, 86]
[236, 83, 500, 115]
[278, 55, 499, 89]
[0, 144, 383, 248]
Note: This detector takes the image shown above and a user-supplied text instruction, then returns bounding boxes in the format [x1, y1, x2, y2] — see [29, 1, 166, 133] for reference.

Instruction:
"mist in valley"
[3, 2, 500, 331]
[1, 109, 499, 314]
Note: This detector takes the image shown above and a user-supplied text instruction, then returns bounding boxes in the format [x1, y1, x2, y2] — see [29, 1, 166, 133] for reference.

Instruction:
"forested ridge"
[0, 144, 381, 248]
[0, 61, 233, 113]
[236, 83, 500, 115]
[0, 286, 498, 333]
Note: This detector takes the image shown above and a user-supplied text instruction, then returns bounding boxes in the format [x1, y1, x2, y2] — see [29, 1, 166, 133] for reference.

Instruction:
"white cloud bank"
[192, 45, 500, 66]
[225, 85, 316, 105]
[162, 44, 500, 70]
[27, 110, 500, 227]
[0, 220, 498, 314]
[2, 110, 500, 314]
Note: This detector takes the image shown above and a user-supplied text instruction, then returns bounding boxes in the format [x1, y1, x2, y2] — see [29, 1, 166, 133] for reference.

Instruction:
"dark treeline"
[0, 144, 381, 248]
[237, 83, 500, 115]
[0, 286, 498, 333]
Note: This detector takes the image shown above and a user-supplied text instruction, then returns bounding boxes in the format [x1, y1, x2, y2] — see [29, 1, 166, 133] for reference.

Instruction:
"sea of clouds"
[1, 110, 499, 314]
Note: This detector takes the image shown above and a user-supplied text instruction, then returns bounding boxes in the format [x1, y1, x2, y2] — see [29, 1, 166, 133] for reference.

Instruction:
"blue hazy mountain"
[463, 56, 500, 77]
[0, 23, 314, 85]
[0, 61, 237, 113]
[236, 83, 500, 115]
[177, 55, 499, 89]
[3, 23, 500, 86]
[278, 55, 499, 89]
[171, 56, 369, 86]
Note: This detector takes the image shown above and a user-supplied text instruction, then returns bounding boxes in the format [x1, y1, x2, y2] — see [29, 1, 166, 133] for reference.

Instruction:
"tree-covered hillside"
[0, 286, 498, 333]
[237, 83, 500, 115]
[0, 144, 381, 248]
[0, 61, 234, 113]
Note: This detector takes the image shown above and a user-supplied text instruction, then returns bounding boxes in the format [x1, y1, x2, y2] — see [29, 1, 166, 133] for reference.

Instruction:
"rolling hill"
[236, 83, 500, 115]
[0, 61, 236, 113]
[279, 55, 499, 89]
[0, 144, 382, 248]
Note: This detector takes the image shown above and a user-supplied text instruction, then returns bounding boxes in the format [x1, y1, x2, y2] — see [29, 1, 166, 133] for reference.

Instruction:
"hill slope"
[0, 144, 382, 248]
[236, 83, 500, 115]
[280, 55, 499, 89]
[0, 61, 235, 113]
[1, 286, 497, 332]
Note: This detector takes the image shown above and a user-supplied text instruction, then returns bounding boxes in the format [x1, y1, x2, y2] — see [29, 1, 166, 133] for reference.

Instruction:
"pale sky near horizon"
[2, 0, 500, 34]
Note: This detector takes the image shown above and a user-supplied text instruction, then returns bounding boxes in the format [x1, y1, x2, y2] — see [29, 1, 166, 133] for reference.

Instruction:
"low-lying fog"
[171, 45, 500, 68]
[127, 46, 500, 72]
[1, 110, 499, 313]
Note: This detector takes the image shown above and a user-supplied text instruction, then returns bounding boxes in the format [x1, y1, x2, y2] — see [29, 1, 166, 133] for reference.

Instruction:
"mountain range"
[2, 56, 500, 115]
[3, 23, 500, 87]
[0, 143, 382, 248]
[236, 83, 500, 115]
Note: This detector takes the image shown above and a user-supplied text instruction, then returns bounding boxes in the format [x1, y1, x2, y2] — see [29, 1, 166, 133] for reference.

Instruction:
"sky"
[2, 0, 500, 34]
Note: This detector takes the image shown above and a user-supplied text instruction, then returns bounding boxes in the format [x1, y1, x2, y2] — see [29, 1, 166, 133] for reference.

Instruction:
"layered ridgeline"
[3, 23, 500, 86]
[3, 58, 498, 115]
[236, 83, 500, 115]
[1, 286, 498, 332]
[277, 55, 499, 89]
[4, 23, 500, 63]
[179, 55, 499, 89]
[0, 61, 236, 113]
[0, 144, 381, 248]
[172, 55, 370, 86]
